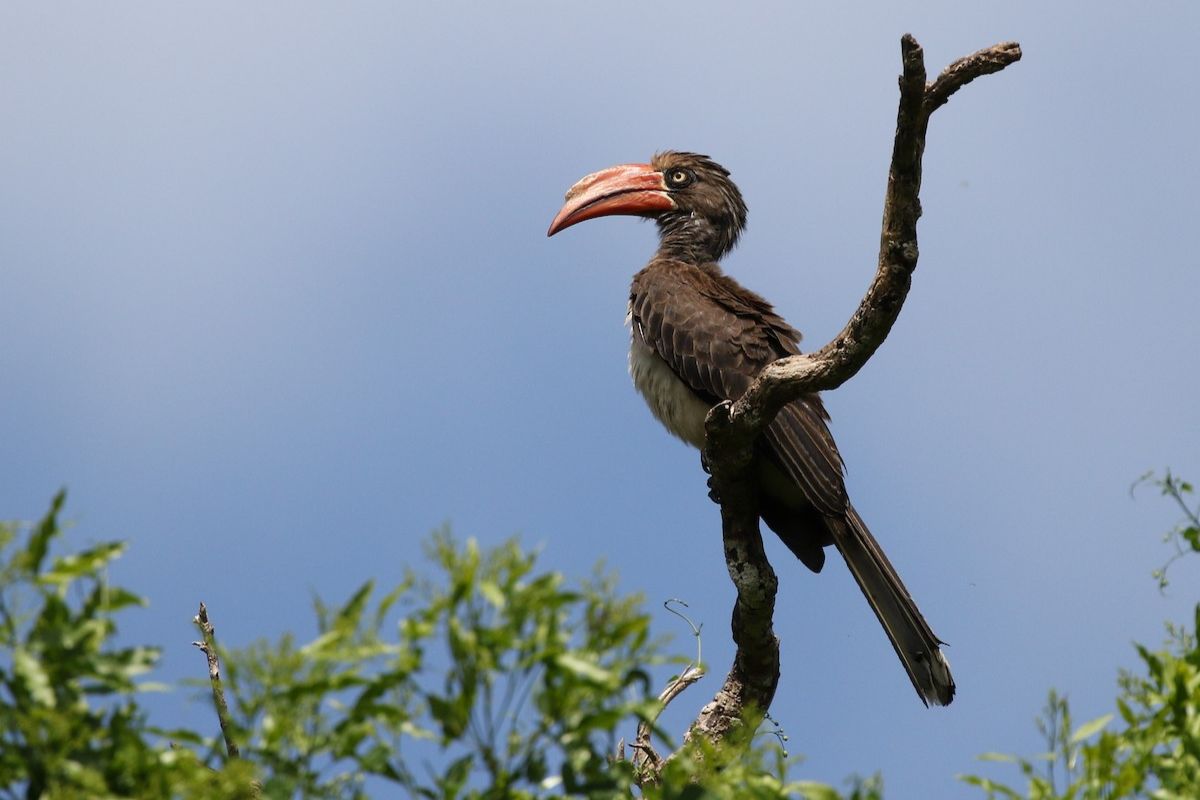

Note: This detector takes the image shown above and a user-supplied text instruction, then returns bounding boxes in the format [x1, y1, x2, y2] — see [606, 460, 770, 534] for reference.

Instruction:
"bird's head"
[547, 151, 748, 263]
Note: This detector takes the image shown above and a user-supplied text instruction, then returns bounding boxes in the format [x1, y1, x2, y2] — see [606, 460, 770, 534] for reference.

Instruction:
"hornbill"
[547, 151, 955, 706]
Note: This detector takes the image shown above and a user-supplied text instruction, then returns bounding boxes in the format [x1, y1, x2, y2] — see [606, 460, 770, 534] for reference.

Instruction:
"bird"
[546, 151, 955, 706]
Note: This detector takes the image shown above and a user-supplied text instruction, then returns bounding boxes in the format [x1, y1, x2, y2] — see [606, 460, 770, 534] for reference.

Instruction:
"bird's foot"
[706, 474, 722, 505]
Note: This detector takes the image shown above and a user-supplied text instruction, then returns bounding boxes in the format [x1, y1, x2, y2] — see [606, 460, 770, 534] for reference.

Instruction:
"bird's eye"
[665, 168, 695, 189]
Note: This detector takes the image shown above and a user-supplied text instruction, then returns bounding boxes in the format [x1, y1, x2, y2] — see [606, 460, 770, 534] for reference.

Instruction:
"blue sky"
[3, 2, 1199, 796]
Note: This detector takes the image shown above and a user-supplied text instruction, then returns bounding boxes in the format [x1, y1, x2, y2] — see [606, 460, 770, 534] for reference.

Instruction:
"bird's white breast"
[628, 336, 712, 450]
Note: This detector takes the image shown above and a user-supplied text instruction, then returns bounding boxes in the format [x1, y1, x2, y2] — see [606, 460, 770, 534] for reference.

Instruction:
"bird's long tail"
[828, 505, 955, 706]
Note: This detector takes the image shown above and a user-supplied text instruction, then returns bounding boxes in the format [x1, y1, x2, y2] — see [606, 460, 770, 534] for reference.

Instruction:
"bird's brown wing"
[629, 260, 847, 515]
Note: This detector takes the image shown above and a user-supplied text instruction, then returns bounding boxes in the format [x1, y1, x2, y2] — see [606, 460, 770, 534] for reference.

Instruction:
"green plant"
[1, 497, 823, 799]
[961, 472, 1200, 799]
[0, 491, 255, 798]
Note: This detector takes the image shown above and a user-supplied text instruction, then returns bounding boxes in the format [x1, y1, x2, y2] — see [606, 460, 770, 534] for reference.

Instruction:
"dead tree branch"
[675, 34, 1020, 753]
[629, 665, 706, 777]
[193, 601, 240, 759]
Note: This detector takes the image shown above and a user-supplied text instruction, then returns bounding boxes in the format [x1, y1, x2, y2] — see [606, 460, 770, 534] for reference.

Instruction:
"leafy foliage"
[11, 473, 1192, 798]
[1, 499, 815, 799]
[0, 491, 255, 799]
[961, 472, 1200, 799]
[217, 529, 667, 798]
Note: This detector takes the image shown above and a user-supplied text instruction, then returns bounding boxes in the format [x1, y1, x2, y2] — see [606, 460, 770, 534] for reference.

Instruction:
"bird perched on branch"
[547, 151, 955, 706]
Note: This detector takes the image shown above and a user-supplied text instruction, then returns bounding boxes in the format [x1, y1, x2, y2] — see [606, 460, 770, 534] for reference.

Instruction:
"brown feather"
[630, 259, 847, 519]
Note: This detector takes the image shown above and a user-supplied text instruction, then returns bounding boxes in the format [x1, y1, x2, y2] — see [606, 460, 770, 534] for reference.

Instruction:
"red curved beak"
[547, 163, 675, 237]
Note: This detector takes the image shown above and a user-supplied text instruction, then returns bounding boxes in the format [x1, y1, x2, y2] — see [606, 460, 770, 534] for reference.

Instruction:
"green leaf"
[136, 681, 171, 693]
[23, 489, 66, 575]
[402, 616, 435, 641]
[427, 694, 468, 740]
[1117, 696, 1136, 725]
[41, 541, 127, 588]
[438, 754, 474, 798]
[789, 781, 843, 799]
[957, 774, 1024, 798]
[552, 652, 616, 686]
[300, 630, 341, 656]
[97, 586, 148, 613]
[357, 743, 404, 781]
[373, 579, 411, 629]
[479, 579, 506, 610]
[1069, 713, 1112, 743]
[13, 647, 55, 707]
[1182, 525, 1200, 552]
[336, 580, 374, 628]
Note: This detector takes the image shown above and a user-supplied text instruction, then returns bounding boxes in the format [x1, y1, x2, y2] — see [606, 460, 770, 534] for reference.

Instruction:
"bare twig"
[632, 665, 707, 776]
[678, 34, 1021, 755]
[193, 602, 240, 759]
[663, 597, 703, 669]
